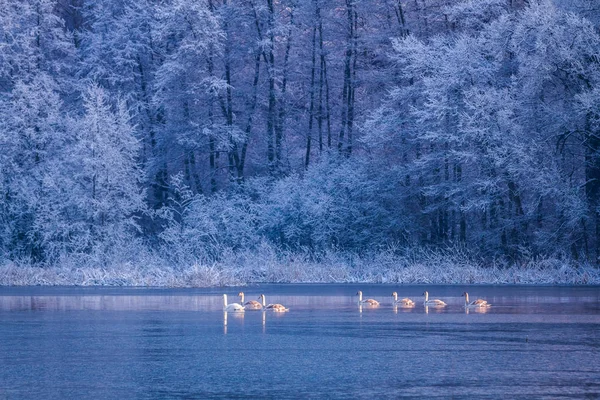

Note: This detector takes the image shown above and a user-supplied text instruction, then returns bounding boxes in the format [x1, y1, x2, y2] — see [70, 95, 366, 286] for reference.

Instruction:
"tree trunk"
[394, 0, 409, 37]
[266, 0, 277, 173]
[338, 0, 355, 154]
[239, 50, 262, 181]
[276, 5, 295, 172]
[222, 0, 241, 182]
[305, 23, 317, 168]
[346, 7, 358, 156]
[207, 0, 220, 192]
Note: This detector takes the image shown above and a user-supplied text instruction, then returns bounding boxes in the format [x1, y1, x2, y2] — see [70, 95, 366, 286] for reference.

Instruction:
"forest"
[1, 0, 600, 285]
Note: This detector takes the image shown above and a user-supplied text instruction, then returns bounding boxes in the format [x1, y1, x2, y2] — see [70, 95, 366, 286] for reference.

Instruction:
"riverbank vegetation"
[1, 245, 598, 286]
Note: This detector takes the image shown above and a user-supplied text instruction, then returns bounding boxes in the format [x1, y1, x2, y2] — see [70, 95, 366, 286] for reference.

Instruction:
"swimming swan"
[391, 292, 415, 307]
[357, 291, 379, 306]
[223, 294, 245, 312]
[238, 292, 263, 310]
[423, 291, 446, 307]
[462, 292, 491, 308]
[259, 294, 289, 312]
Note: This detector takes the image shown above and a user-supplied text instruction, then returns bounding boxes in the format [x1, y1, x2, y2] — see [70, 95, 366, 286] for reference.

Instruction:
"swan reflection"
[223, 310, 245, 334]
[393, 305, 416, 314]
[465, 306, 490, 315]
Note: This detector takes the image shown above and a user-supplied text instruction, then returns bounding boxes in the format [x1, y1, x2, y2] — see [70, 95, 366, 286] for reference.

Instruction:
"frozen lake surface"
[0, 284, 599, 399]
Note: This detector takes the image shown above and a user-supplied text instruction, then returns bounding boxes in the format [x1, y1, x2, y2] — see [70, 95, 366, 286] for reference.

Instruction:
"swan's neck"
[424, 292, 429, 303]
[464, 293, 469, 305]
[240, 293, 244, 304]
[358, 292, 363, 303]
[392, 293, 397, 302]
[260, 295, 266, 307]
[223, 294, 228, 308]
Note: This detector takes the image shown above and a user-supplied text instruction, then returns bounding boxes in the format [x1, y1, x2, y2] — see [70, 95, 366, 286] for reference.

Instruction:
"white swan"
[223, 294, 245, 312]
[259, 294, 289, 312]
[423, 291, 446, 307]
[391, 292, 415, 307]
[357, 291, 379, 306]
[463, 292, 491, 308]
[238, 291, 262, 310]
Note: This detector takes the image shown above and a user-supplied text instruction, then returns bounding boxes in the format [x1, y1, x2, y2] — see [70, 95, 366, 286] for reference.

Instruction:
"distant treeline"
[0, 0, 599, 269]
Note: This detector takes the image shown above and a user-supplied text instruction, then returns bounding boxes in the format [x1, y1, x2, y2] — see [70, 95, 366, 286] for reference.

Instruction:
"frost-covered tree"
[0, 75, 67, 261]
[364, 0, 600, 260]
[0, 0, 75, 94]
[66, 85, 146, 253]
[152, 0, 224, 196]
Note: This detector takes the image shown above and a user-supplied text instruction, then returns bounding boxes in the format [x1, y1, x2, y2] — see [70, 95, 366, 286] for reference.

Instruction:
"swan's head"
[238, 292, 244, 296]
[356, 291, 362, 296]
[391, 292, 397, 297]
[257, 294, 266, 306]
[461, 292, 467, 297]
[422, 291, 428, 296]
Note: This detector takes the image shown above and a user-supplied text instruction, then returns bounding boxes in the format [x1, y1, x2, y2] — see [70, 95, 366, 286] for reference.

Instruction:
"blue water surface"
[0, 284, 599, 399]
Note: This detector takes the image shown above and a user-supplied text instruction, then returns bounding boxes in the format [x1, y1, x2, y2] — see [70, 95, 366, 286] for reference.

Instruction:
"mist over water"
[1, 285, 599, 399]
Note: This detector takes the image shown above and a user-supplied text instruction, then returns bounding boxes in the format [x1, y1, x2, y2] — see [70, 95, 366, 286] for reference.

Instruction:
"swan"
[259, 294, 289, 312]
[391, 292, 415, 307]
[462, 292, 491, 308]
[357, 291, 379, 306]
[238, 292, 263, 310]
[423, 291, 446, 307]
[223, 294, 245, 312]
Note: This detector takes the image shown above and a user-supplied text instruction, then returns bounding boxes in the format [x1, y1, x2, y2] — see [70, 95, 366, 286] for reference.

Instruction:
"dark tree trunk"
[239, 50, 262, 182]
[305, 23, 317, 168]
[266, 0, 277, 173]
[276, 5, 295, 172]
[338, 0, 356, 154]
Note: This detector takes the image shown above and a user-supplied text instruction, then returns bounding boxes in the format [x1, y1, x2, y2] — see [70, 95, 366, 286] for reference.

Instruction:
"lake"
[0, 285, 599, 399]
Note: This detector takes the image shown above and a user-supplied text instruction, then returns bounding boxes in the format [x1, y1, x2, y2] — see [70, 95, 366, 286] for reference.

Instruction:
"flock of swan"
[359, 290, 490, 309]
[223, 291, 491, 312]
[223, 293, 289, 312]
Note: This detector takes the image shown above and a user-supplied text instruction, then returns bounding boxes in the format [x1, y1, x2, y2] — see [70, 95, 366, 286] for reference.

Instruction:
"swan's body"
[238, 292, 263, 310]
[463, 292, 491, 308]
[423, 291, 446, 307]
[391, 292, 415, 307]
[259, 294, 289, 312]
[223, 294, 245, 312]
[357, 291, 379, 306]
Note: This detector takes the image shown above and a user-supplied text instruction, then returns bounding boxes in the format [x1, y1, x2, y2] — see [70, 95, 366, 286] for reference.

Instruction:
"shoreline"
[1, 258, 598, 287]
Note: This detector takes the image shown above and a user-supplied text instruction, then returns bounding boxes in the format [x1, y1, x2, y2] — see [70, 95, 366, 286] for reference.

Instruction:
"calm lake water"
[0, 285, 599, 399]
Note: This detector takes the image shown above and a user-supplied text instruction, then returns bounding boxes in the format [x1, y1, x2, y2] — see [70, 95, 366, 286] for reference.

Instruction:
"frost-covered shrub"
[2, 244, 599, 286]
[157, 174, 260, 264]
[156, 157, 410, 263]
[255, 156, 409, 252]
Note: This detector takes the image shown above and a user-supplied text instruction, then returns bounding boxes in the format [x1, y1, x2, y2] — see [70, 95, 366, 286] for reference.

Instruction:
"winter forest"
[1, 0, 600, 285]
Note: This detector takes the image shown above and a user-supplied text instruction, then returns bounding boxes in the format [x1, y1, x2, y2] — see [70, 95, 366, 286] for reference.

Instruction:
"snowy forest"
[1, 0, 600, 285]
